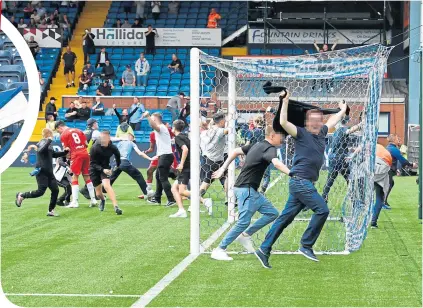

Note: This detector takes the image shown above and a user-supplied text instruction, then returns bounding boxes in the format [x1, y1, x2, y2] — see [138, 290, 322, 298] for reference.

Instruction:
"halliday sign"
[91, 28, 222, 47]
[249, 29, 382, 45]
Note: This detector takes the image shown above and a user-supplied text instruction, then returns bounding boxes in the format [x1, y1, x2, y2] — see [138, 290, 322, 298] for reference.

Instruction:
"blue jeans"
[219, 187, 279, 249]
[137, 74, 148, 86]
[371, 183, 384, 224]
[260, 177, 329, 255]
[167, 107, 179, 123]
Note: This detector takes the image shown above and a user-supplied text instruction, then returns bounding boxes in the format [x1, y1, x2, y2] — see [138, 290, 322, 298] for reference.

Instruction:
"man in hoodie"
[135, 53, 150, 87]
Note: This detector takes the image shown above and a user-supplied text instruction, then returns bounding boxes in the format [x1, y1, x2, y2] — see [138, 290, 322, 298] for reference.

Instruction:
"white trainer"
[66, 201, 79, 208]
[211, 247, 233, 261]
[236, 233, 255, 253]
[204, 198, 213, 215]
[147, 190, 155, 198]
[169, 210, 188, 218]
[89, 198, 98, 208]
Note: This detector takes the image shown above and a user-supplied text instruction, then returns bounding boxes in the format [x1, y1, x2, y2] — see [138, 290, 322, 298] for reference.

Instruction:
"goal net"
[189, 44, 392, 255]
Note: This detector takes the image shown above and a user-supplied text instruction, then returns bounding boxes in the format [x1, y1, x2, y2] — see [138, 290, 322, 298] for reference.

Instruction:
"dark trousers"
[130, 122, 141, 131]
[58, 177, 71, 203]
[371, 183, 384, 225]
[83, 46, 88, 65]
[146, 45, 155, 55]
[260, 177, 329, 254]
[110, 159, 147, 194]
[322, 159, 350, 202]
[22, 171, 59, 212]
[154, 154, 175, 203]
[385, 170, 395, 204]
[153, 12, 159, 20]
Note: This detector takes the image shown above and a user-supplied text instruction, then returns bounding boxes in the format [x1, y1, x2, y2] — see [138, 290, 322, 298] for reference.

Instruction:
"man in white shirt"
[143, 111, 176, 206]
[134, 53, 150, 87]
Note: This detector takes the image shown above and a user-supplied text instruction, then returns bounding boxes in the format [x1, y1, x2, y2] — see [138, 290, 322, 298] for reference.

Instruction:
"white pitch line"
[132, 222, 232, 307]
[5, 293, 141, 298]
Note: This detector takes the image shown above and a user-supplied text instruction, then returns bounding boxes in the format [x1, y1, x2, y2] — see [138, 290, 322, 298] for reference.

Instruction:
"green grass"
[1, 168, 421, 307]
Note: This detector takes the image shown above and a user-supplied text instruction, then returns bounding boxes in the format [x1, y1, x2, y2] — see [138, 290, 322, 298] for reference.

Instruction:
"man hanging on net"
[210, 125, 290, 261]
[255, 90, 348, 267]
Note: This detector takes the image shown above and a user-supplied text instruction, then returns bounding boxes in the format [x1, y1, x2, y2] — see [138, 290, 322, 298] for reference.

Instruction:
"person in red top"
[207, 8, 221, 28]
[55, 121, 97, 208]
[144, 124, 178, 192]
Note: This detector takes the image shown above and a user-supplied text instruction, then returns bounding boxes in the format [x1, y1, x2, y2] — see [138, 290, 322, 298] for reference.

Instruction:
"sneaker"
[254, 248, 271, 269]
[211, 247, 233, 261]
[204, 198, 213, 215]
[166, 201, 176, 207]
[99, 199, 105, 211]
[89, 198, 98, 208]
[259, 186, 267, 194]
[187, 206, 191, 212]
[66, 201, 79, 208]
[169, 210, 187, 218]
[382, 204, 392, 210]
[370, 222, 378, 229]
[71, 82, 75, 87]
[147, 197, 161, 205]
[147, 190, 155, 198]
[298, 246, 319, 262]
[66, 84, 70, 88]
[236, 234, 255, 253]
[15, 193, 24, 207]
[115, 207, 123, 215]
[46, 211, 58, 217]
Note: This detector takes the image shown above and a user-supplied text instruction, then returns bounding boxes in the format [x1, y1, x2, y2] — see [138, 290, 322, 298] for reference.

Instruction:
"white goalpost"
[190, 44, 392, 255]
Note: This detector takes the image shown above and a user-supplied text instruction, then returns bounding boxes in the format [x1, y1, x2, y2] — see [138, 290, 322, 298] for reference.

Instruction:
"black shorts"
[200, 156, 225, 184]
[64, 65, 75, 74]
[89, 169, 110, 187]
[178, 168, 190, 185]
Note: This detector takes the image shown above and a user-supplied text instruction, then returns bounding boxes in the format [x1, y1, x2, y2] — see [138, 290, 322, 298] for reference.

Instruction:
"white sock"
[71, 185, 79, 202]
[147, 183, 152, 190]
[86, 182, 96, 199]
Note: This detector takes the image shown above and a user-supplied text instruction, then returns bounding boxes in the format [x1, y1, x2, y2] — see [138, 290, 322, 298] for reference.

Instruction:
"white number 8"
[71, 133, 81, 144]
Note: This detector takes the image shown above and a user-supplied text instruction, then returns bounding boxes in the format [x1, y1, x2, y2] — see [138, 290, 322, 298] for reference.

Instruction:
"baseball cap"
[87, 118, 97, 127]
[50, 97, 57, 101]
[126, 64, 131, 68]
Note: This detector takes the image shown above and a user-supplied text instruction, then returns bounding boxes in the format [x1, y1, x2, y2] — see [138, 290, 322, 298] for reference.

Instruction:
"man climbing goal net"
[189, 44, 392, 255]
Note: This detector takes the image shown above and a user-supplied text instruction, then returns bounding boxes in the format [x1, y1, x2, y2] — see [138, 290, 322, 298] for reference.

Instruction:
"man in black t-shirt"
[62, 46, 77, 88]
[169, 120, 212, 218]
[168, 54, 184, 74]
[255, 91, 347, 267]
[77, 101, 91, 121]
[96, 80, 114, 96]
[210, 125, 289, 261]
[27, 36, 39, 57]
[64, 102, 78, 121]
[145, 25, 158, 55]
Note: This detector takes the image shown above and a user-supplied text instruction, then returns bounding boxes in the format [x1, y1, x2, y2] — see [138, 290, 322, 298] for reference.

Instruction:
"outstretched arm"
[279, 90, 297, 138]
[326, 100, 348, 130]
[212, 147, 245, 179]
[346, 122, 363, 135]
[143, 111, 161, 132]
[272, 158, 290, 175]
[313, 40, 320, 52]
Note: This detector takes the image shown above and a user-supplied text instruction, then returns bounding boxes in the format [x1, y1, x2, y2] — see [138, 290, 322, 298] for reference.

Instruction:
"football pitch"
[1, 168, 421, 307]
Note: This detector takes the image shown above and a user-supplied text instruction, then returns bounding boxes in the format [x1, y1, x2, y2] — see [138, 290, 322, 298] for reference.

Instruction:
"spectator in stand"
[135, 53, 150, 86]
[49, 20, 59, 29]
[314, 40, 337, 53]
[82, 29, 96, 65]
[151, 2, 161, 20]
[135, 0, 145, 20]
[101, 60, 115, 81]
[129, 97, 145, 131]
[38, 19, 48, 30]
[132, 18, 143, 28]
[112, 18, 122, 28]
[45, 97, 57, 121]
[168, 1, 179, 14]
[179, 98, 190, 128]
[29, 18, 37, 28]
[96, 47, 109, 68]
[78, 69, 92, 91]
[112, 103, 139, 124]
[145, 25, 158, 55]
[65, 102, 78, 121]
[312, 39, 338, 92]
[123, 1, 133, 15]
[36, 2, 46, 18]
[24, 3, 34, 18]
[10, 16, 18, 28]
[39, 71, 45, 92]
[63, 46, 77, 88]
[121, 18, 132, 28]
[83, 61, 95, 79]
[207, 8, 221, 28]
[7, 1, 18, 16]
[77, 101, 91, 121]
[60, 14, 70, 29]
[30, 10, 40, 23]
[200, 97, 209, 121]
[167, 92, 184, 123]
[27, 36, 40, 57]
[46, 115, 56, 132]
[168, 54, 184, 74]
[91, 97, 105, 116]
[97, 80, 114, 96]
[122, 65, 136, 87]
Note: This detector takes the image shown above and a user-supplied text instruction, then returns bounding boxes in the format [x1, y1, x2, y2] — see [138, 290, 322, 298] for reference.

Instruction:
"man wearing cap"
[122, 65, 136, 87]
[167, 92, 184, 124]
[45, 97, 58, 121]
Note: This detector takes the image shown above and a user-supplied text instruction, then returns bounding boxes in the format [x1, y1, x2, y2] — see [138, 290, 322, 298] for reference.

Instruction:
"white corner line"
[4, 293, 141, 298]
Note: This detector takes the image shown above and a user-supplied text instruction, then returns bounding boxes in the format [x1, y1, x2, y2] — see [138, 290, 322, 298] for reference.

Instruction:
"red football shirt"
[61, 128, 88, 159]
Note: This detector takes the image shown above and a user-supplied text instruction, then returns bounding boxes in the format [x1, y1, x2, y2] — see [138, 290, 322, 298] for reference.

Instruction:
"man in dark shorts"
[63, 46, 77, 88]
[89, 130, 122, 215]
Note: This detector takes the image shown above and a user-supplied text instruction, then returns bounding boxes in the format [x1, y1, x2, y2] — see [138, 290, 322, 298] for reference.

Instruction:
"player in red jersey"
[144, 124, 178, 193]
[55, 121, 97, 208]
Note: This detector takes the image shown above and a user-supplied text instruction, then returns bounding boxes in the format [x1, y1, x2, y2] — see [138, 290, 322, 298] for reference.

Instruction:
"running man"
[210, 125, 289, 261]
[55, 121, 97, 208]
[89, 130, 123, 215]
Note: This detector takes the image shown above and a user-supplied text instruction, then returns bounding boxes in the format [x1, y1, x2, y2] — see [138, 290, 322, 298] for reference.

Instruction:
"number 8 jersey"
[60, 128, 89, 159]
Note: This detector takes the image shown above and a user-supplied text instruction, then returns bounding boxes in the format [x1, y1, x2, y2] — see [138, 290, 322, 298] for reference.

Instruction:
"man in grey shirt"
[167, 92, 185, 123]
[199, 112, 228, 198]
[122, 65, 136, 87]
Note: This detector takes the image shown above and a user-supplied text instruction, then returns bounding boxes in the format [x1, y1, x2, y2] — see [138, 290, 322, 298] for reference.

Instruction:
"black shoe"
[147, 197, 161, 205]
[71, 83, 75, 87]
[15, 193, 23, 207]
[370, 222, 378, 229]
[166, 201, 176, 207]
[56, 200, 65, 206]
[80, 188, 91, 200]
[255, 249, 271, 269]
[299, 246, 319, 262]
[259, 187, 267, 194]
[99, 199, 105, 211]
[66, 84, 69, 88]
[115, 207, 123, 215]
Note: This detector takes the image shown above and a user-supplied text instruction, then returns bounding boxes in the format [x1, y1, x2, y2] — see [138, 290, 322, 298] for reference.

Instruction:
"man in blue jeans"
[210, 126, 290, 261]
[255, 90, 347, 267]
